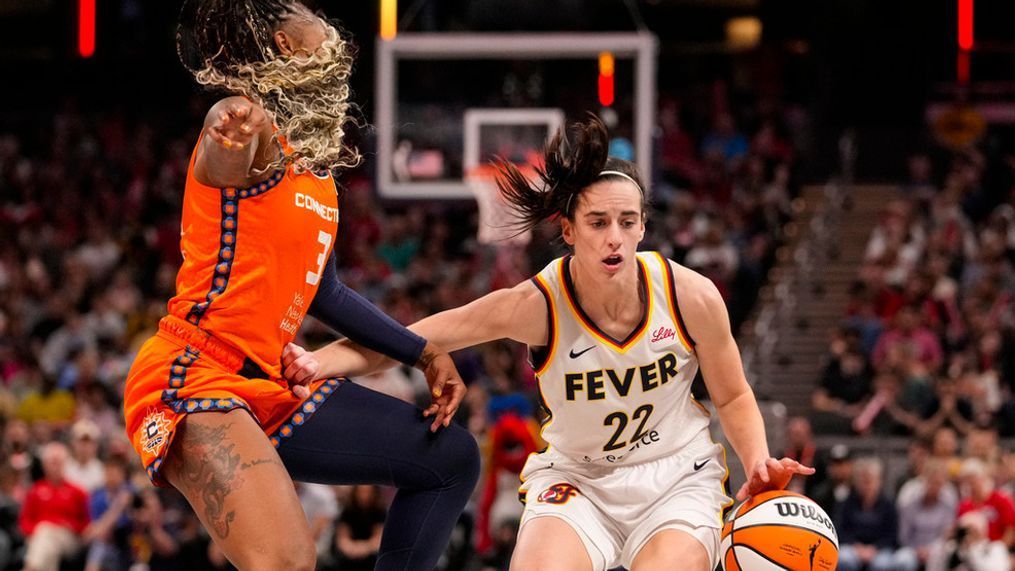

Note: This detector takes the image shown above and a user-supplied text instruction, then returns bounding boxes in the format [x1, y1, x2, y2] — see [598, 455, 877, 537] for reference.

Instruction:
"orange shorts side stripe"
[124, 317, 341, 487]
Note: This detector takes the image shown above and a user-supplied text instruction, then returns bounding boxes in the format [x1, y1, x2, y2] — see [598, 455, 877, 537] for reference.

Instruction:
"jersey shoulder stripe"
[651, 252, 695, 352]
[529, 274, 558, 376]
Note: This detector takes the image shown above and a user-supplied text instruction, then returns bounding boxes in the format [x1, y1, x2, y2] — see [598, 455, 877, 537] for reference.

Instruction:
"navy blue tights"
[276, 380, 480, 571]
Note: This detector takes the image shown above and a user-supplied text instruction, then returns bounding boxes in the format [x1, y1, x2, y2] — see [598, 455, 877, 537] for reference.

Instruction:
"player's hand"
[735, 457, 815, 501]
[206, 100, 267, 151]
[417, 341, 467, 432]
[282, 342, 319, 400]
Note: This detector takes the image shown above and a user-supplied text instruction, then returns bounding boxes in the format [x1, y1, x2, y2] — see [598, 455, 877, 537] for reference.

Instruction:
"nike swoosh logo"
[569, 346, 596, 359]
[693, 459, 710, 471]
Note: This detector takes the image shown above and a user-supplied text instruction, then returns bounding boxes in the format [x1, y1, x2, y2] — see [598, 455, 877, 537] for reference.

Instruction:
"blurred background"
[1, 0, 1014, 569]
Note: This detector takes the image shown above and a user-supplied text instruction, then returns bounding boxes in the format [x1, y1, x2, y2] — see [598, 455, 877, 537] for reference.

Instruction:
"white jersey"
[527, 251, 712, 468]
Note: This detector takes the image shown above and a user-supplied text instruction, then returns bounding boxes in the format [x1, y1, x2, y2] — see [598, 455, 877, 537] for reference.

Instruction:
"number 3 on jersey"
[603, 404, 654, 452]
[305, 230, 332, 286]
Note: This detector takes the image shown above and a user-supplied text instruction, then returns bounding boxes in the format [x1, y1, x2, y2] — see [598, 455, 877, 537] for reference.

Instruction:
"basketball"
[720, 490, 838, 571]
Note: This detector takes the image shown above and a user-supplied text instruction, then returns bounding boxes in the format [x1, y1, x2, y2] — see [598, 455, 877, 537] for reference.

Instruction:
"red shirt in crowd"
[958, 490, 1015, 541]
[18, 478, 90, 536]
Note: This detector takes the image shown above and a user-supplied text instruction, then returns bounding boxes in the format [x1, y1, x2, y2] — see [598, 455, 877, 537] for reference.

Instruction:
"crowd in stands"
[803, 140, 1015, 569]
[0, 80, 798, 570]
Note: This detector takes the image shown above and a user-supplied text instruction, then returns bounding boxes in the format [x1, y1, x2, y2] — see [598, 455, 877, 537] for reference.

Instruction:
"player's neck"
[570, 257, 642, 322]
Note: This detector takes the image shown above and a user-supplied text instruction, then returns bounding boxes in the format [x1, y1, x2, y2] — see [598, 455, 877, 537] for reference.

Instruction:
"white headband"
[598, 170, 642, 191]
[563, 170, 643, 215]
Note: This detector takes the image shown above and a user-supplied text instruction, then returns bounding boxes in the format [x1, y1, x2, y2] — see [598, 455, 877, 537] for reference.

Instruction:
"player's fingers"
[206, 126, 235, 149]
[422, 403, 439, 418]
[293, 362, 318, 386]
[766, 457, 783, 475]
[756, 461, 770, 484]
[430, 404, 446, 432]
[445, 385, 466, 422]
[228, 103, 251, 120]
[293, 385, 310, 400]
[281, 342, 301, 367]
[736, 482, 749, 501]
[429, 370, 449, 399]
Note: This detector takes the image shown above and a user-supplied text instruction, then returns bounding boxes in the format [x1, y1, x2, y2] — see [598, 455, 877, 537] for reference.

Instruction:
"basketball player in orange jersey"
[284, 117, 815, 571]
[123, 2, 479, 570]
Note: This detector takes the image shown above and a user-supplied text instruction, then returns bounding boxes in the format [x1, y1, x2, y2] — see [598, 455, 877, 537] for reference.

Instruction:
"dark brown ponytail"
[496, 114, 646, 234]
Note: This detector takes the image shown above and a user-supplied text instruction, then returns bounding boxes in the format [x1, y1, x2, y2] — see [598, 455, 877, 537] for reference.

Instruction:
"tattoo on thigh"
[239, 458, 281, 470]
[178, 422, 242, 540]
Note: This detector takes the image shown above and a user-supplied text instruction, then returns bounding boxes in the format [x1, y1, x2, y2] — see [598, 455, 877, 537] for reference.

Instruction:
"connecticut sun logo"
[139, 409, 172, 455]
[537, 483, 579, 505]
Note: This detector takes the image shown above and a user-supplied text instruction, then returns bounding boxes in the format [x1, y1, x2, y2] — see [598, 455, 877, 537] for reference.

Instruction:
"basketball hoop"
[466, 165, 532, 246]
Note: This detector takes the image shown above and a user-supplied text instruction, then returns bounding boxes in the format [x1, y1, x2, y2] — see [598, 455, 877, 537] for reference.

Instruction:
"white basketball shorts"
[519, 438, 732, 570]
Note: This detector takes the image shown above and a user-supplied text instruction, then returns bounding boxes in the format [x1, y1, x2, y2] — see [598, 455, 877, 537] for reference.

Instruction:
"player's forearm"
[309, 256, 427, 366]
[715, 389, 770, 473]
[314, 339, 395, 378]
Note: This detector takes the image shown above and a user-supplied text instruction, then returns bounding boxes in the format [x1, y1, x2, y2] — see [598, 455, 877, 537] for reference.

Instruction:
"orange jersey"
[168, 141, 339, 378]
[124, 136, 342, 485]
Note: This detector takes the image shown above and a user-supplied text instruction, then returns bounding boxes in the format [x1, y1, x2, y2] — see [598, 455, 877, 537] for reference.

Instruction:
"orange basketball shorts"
[123, 315, 340, 486]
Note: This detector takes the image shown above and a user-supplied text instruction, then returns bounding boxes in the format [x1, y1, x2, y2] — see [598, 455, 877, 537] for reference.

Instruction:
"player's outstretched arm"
[672, 261, 814, 500]
[311, 279, 549, 378]
[287, 278, 546, 430]
[193, 96, 276, 189]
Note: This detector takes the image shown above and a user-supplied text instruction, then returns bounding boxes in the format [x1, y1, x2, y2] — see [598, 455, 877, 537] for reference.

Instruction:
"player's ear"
[561, 218, 576, 246]
[274, 30, 296, 56]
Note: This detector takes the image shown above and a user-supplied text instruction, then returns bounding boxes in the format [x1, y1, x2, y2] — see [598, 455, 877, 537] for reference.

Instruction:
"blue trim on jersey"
[268, 378, 342, 448]
[184, 170, 285, 326]
[161, 347, 201, 403]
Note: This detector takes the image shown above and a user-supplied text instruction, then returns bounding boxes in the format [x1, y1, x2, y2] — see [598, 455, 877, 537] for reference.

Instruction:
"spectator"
[780, 417, 821, 495]
[16, 375, 75, 428]
[333, 485, 385, 571]
[123, 489, 178, 570]
[918, 377, 974, 437]
[64, 419, 104, 493]
[930, 426, 964, 479]
[836, 457, 900, 571]
[296, 482, 339, 566]
[895, 438, 933, 497]
[811, 444, 853, 517]
[872, 304, 944, 373]
[18, 442, 89, 571]
[0, 464, 21, 571]
[701, 111, 749, 166]
[684, 218, 739, 297]
[82, 456, 134, 571]
[811, 331, 873, 434]
[895, 460, 958, 571]
[927, 511, 1011, 571]
[956, 458, 1015, 548]
[964, 424, 1001, 468]
[851, 372, 922, 435]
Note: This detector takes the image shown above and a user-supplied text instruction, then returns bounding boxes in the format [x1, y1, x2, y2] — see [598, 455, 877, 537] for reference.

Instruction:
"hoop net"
[467, 164, 536, 246]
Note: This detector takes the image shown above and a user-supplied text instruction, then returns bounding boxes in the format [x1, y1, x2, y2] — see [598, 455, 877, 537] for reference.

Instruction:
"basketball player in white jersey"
[282, 116, 814, 570]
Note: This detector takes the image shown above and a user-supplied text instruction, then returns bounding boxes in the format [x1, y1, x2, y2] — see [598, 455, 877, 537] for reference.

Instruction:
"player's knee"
[246, 537, 316, 571]
[633, 530, 710, 571]
[439, 423, 481, 489]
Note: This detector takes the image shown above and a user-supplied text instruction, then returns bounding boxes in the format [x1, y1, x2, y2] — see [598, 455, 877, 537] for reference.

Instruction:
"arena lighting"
[598, 51, 615, 107]
[380, 0, 397, 41]
[78, 0, 95, 58]
[958, 0, 973, 51]
[957, 50, 970, 85]
[726, 16, 762, 52]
